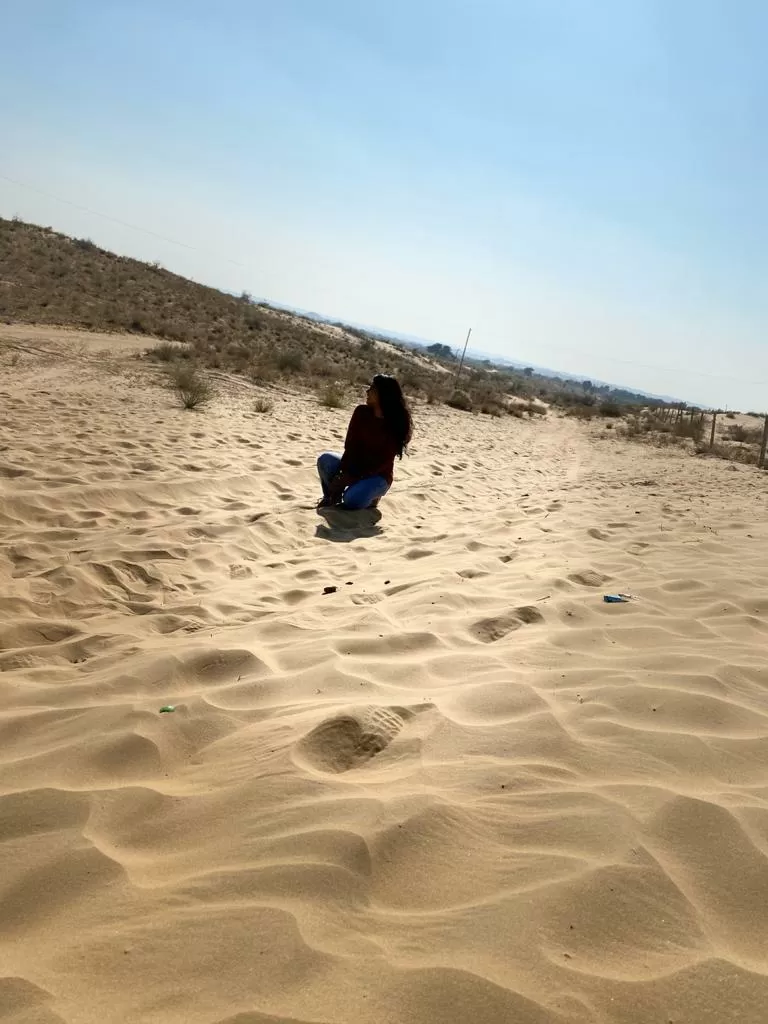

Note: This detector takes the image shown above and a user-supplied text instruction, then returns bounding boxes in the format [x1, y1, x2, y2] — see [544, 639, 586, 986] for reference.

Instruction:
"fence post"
[709, 411, 717, 450]
[759, 414, 768, 469]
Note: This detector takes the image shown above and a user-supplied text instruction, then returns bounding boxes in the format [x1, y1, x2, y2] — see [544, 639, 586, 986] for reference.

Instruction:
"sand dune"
[2, 327, 768, 1023]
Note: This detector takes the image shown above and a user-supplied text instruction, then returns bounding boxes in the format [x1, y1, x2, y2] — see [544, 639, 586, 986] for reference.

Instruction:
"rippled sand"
[3, 325, 768, 1024]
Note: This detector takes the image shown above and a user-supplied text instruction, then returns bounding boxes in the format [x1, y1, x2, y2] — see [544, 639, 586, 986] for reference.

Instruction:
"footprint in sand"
[229, 564, 252, 579]
[588, 528, 610, 540]
[471, 605, 544, 643]
[568, 570, 609, 588]
[627, 542, 650, 555]
[296, 705, 415, 773]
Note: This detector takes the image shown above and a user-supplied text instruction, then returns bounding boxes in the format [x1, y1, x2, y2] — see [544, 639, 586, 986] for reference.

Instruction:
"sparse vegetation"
[426, 342, 455, 361]
[566, 404, 597, 421]
[726, 423, 762, 444]
[447, 389, 472, 412]
[169, 362, 214, 410]
[0, 215, 680, 418]
[148, 341, 188, 362]
[319, 383, 346, 409]
[253, 397, 273, 414]
[598, 400, 623, 417]
[480, 400, 504, 417]
[620, 407, 706, 443]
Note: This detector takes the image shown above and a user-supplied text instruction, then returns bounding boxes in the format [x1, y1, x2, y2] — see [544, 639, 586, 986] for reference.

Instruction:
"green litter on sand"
[159, 705, 176, 713]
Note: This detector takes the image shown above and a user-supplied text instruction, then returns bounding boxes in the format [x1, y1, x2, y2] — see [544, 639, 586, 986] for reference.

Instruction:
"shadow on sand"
[315, 507, 383, 542]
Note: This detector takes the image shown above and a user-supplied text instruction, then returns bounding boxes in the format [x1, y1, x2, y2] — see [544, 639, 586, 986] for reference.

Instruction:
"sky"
[1, 0, 766, 408]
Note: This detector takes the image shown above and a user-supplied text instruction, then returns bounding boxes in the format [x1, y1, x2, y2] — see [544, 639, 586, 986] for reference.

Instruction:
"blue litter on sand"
[604, 594, 629, 604]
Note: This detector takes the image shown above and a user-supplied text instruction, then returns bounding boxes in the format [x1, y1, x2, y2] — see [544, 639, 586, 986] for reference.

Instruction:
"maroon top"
[340, 405, 399, 485]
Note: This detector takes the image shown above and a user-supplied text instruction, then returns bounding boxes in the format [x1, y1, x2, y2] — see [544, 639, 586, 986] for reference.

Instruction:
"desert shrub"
[725, 411, 736, 419]
[707, 442, 759, 465]
[598, 400, 623, 417]
[254, 397, 273, 414]
[308, 355, 335, 378]
[726, 423, 762, 444]
[147, 341, 186, 362]
[674, 416, 705, 442]
[244, 310, 268, 332]
[480, 401, 504, 417]
[319, 382, 345, 408]
[521, 401, 547, 417]
[169, 362, 214, 409]
[447, 389, 472, 411]
[399, 369, 426, 393]
[566, 404, 596, 420]
[275, 349, 305, 374]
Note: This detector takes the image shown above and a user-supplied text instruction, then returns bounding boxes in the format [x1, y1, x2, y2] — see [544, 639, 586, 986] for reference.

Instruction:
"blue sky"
[2, 0, 766, 407]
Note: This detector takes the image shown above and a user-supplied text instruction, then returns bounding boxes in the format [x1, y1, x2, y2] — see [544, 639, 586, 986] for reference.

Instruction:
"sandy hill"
[1, 216, 650, 416]
[0, 216, 477, 400]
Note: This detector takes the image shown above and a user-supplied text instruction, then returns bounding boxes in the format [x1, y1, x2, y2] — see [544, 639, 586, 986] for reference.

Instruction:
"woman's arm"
[326, 407, 366, 502]
[338, 406, 366, 474]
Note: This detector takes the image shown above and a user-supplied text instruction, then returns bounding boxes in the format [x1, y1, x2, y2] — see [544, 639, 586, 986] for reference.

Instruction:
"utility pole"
[760, 413, 768, 469]
[455, 328, 472, 385]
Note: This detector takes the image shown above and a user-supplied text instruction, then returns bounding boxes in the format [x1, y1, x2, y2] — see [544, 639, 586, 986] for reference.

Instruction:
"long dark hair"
[373, 374, 413, 458]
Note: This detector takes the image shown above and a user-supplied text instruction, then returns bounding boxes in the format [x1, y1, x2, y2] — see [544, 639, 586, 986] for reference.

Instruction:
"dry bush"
[319, 382, 346, 409]
[566, 404, 596, 420]
[622, 409, 705, 443]
[447, 389, 472, 411]
[308, 355, 336, 378]
[169, 363, 214, 409]
[480, 400, 504, 417]
[674, 415, 706, 442]
[521, 400, 547, 417]
[254, 397, 273, 414]
[275, 349, 305, 375]
[726, 423, 762, 444]
[702, 442, 759, 465]
[147, 341, 189, 362]
[598, 400, 623, 417]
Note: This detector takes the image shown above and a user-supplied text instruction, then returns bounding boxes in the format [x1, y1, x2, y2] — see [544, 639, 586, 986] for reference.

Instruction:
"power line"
[0, 170, 246, 267]
[524, 340, 767, 387]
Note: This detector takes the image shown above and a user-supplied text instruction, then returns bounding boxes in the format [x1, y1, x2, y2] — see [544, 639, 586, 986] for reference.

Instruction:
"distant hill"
[1, 216, 671, 413]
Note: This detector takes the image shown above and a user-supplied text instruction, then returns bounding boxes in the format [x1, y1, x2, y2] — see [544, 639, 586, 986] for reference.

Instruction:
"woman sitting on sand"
[317, 374, 413, 510]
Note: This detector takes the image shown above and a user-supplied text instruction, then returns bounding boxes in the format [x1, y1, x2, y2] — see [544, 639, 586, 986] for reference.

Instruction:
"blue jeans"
[317, 452, 390, 510]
